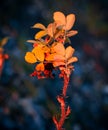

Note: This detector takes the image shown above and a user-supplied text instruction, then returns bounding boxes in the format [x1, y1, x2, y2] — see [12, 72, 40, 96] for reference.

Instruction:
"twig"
[53, 72, 71, 130]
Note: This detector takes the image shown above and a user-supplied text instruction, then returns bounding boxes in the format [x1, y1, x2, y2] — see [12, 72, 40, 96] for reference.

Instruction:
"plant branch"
[53, 72, 70, 130]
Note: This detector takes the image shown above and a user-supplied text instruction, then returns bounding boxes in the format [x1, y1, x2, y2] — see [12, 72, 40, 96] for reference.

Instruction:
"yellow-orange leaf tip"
[32, 23, 46, 30]
[35, 30, 47, 39]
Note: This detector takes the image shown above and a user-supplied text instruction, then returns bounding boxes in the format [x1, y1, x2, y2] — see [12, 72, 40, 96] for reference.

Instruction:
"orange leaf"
[52, 43, 65, 56]
[25, 52, 37, 63]
[67, 57, 78, 65]
[53, 61, 65, 67]
[47, 23, 56, 37]
[53, 54, 65, 61]
[0, 37, 9, 47]
[26, 40, 37, 43]
[45, 53, 55, 61]
[32, 46, 44, 61]
[32, 23, 46, 30]
[65, 46, 75, 59]
[36, 63, 44, 71]
[42, 46, 50, 53]
[66, 14, 75, 30]
[67, 30, 78, 37]
[35, 30, 47, 39]
[53, 11, 66, 25]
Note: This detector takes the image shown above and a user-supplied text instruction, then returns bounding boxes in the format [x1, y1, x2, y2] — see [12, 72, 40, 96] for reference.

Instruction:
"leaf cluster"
[25, 11, 78, 78]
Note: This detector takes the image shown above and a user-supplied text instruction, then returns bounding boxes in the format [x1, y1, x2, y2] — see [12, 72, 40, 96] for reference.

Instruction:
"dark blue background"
[0, 0, 108, 130]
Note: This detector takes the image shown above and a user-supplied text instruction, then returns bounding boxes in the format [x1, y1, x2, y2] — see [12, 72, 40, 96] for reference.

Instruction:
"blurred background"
[0, 0, 108, 130]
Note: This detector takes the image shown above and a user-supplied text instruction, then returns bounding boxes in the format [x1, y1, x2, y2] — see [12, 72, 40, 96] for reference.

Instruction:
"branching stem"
[53, 72, 70, 130]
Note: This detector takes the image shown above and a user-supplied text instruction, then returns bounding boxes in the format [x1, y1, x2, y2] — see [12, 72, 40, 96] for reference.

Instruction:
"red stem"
[63, 74, 69, 97]
[53, 72, 70, 130]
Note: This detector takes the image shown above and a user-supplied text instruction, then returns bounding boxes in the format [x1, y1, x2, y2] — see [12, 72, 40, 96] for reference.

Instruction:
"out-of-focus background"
[0, 0, 108, 130]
